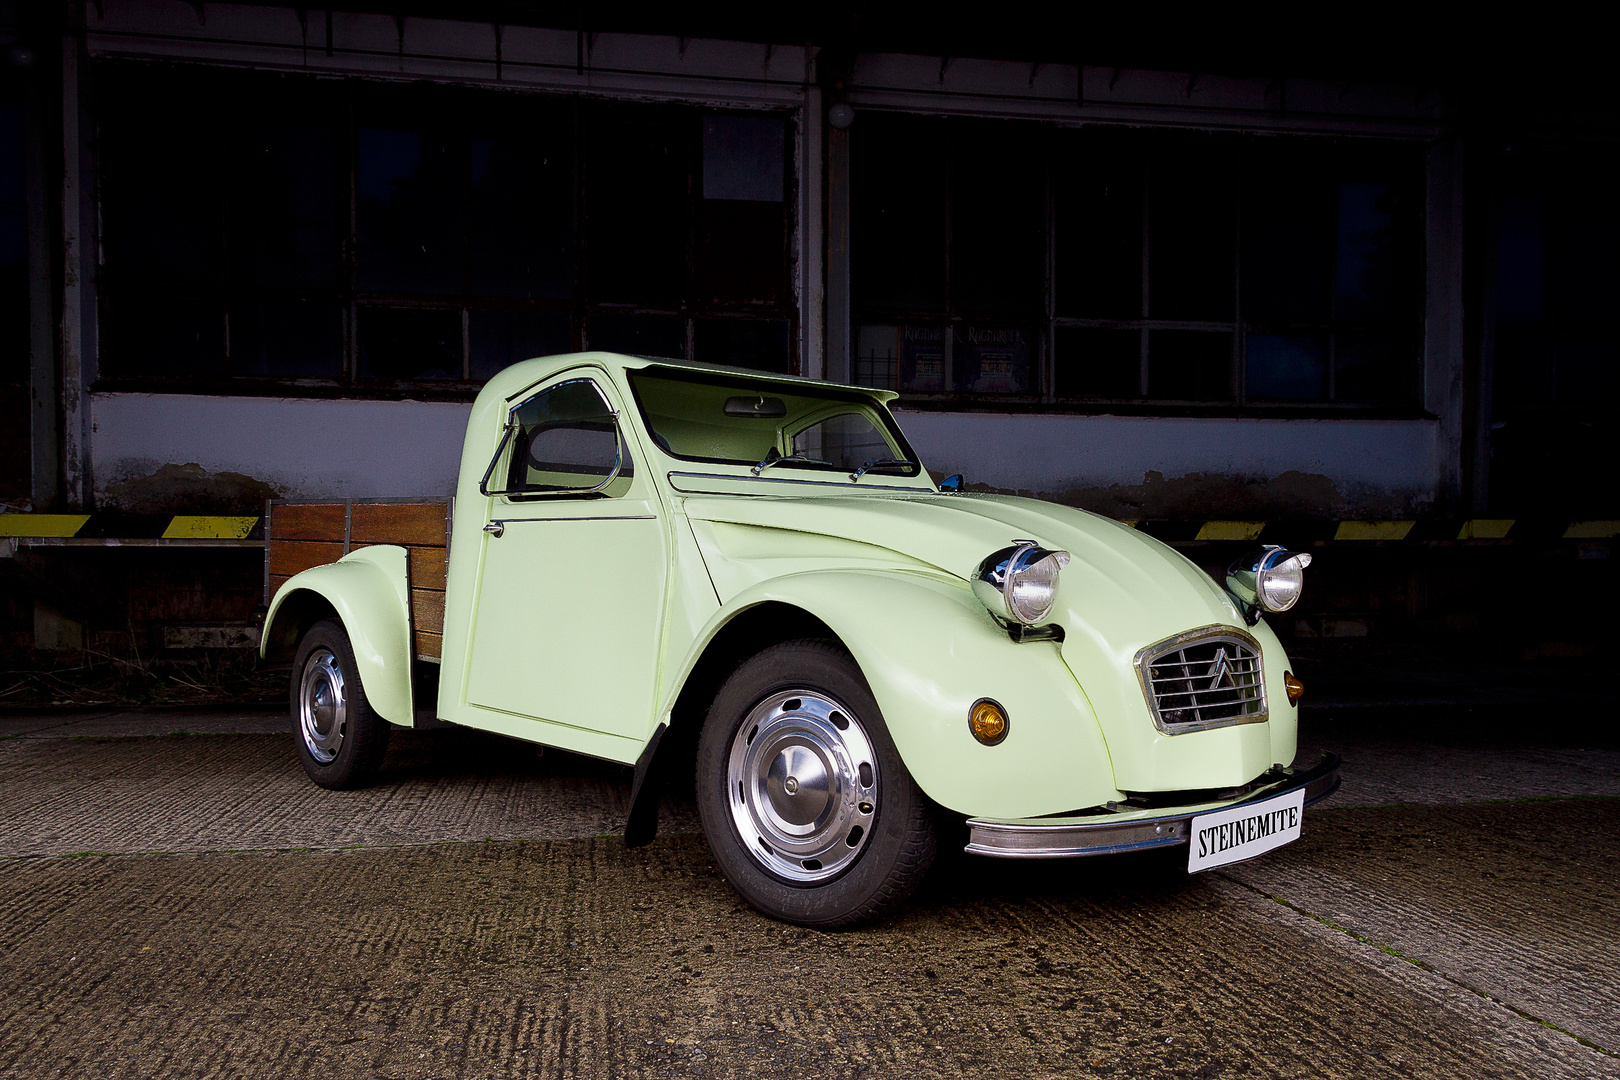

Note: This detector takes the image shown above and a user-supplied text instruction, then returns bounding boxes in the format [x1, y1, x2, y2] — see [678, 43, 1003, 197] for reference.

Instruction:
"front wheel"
[696, 640, 937, 928]
[290, 619, 390, 790]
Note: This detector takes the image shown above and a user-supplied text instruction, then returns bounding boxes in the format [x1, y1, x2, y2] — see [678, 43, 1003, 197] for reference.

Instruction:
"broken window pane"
[357, 307, 462, 381]
[470, 309, 573, 381]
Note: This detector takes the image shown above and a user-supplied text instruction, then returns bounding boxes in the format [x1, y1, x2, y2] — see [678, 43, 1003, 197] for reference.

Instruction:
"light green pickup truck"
[261, 352, 1338, 927]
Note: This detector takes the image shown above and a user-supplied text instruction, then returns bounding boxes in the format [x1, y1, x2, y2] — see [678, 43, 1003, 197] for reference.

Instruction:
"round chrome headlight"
[1227, 546, 1313, 615]
[972, 542, 1071, 626]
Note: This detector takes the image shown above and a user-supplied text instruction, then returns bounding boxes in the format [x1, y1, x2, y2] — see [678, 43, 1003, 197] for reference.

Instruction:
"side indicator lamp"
[969, 698, 1009, 746]
[1284, 671, 1305, 705]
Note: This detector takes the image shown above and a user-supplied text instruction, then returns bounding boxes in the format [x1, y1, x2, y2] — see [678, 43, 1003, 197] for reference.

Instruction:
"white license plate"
[1187, 787, 1305, 873]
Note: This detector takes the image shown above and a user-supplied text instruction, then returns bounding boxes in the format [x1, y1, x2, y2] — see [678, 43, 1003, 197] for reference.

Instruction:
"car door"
[464, 374, 667, 742]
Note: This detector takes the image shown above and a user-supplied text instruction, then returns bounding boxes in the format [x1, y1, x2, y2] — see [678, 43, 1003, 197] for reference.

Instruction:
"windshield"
[628, 367, 922, 478]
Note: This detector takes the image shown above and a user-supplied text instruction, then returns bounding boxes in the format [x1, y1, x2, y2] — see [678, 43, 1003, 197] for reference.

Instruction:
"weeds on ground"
[0, 648, 282, 707]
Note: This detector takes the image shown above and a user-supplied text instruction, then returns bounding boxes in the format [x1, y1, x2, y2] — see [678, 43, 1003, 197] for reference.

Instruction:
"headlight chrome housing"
[1226, 546, 1313, 622]
[973, 542, 1071, 631]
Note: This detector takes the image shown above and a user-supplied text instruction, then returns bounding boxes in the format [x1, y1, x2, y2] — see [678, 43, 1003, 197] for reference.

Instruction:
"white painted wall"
[92, 393, 473, 502]
[895, 410, 1443, 513]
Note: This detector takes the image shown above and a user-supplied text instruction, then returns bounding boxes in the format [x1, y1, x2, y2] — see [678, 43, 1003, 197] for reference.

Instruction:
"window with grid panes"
[852, 115, 1424, 410]
[94, 64, 797, 391]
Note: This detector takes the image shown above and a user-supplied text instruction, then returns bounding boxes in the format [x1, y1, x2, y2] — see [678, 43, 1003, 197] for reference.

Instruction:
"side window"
[505, 379, 634, 495]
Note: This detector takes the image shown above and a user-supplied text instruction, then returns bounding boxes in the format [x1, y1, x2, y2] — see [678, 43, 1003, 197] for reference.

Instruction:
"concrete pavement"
[1, 705, 1616, 1078]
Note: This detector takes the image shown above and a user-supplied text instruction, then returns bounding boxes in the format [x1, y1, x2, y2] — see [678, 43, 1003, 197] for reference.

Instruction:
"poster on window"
[955, 325, 1030, 393]
[900, 324, 947, 392]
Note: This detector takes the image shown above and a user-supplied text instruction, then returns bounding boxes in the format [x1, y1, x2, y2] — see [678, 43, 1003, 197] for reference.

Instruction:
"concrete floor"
[1, 704, 1616, 1079]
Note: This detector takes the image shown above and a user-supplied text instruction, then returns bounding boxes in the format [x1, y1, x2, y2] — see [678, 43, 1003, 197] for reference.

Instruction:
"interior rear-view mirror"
[724, 395, 787, 419]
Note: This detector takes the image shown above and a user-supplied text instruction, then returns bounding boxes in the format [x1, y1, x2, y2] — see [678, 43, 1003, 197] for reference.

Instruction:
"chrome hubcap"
[298, 648, 346, 765]
[726, 690, 878, 884]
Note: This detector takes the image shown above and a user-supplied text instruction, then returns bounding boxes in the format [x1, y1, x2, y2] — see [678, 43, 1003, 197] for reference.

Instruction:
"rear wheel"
[291, 619, 390, 789]
[696, 639, 936, 928]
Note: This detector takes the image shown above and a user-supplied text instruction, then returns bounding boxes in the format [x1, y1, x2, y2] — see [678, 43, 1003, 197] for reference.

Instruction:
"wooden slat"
[353, 543, 448, 592]
[409, 545, 448, 591]
[269, 503, 346, 542]
[415, 630, 443, 659]
[267, 574, 291, 602]
[268, 539, 344, 578]
[412, 588, 445, 635]
[351, 503, 448, 547]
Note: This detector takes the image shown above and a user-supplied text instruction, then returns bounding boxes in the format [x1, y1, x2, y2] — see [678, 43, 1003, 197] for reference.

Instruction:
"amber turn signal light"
[968, 698, 1009, 745]
[1284, 671, 1305, 704]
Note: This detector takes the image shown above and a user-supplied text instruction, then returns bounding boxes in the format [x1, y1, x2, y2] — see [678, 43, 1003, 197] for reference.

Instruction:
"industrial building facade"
[1, 3, 1616, 659]
[6, 1, 1613, 517]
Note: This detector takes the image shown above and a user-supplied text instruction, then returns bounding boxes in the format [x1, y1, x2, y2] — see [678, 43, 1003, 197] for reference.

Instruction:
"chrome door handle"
[483, 521, 504, 538]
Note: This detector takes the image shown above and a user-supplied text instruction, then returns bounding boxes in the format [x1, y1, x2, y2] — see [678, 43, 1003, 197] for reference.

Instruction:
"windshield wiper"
[848, 457, 917, 482]
[751, 449, 818, 476]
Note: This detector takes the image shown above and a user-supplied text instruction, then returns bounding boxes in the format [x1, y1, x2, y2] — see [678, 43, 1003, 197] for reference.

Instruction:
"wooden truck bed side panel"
[265, 498, 453, 660]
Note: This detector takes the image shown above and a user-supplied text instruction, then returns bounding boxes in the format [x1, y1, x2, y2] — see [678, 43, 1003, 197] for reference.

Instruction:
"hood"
[680, 491, 1246, 645]
[681, 489, 1289, 794]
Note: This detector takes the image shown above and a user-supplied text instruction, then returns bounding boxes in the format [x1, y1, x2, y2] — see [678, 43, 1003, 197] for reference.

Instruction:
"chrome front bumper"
[965, 751, 1341, 859]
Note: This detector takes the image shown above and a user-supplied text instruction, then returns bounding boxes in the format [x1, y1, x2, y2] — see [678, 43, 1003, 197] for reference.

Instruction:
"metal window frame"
[852, 116, 1428, 414]
[88, 64, 804, 397]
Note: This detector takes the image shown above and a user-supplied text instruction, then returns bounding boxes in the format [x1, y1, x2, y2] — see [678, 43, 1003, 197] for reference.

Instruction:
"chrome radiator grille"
[1136, 628, 1268, 734]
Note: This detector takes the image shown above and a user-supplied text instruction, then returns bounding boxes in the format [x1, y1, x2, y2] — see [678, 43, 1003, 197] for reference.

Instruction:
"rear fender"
[667, 569, 1121, 820]
[261, 546, 415, 726]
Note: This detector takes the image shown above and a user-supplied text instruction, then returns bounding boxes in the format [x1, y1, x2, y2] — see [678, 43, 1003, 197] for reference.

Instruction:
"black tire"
[290, 619, 390, 790]
[696, 639, 937, 928]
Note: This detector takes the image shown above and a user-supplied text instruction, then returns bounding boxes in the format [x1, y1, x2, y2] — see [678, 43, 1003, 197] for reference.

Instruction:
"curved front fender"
[261, 546, 415, 726]
[671, 569, 1122, 820]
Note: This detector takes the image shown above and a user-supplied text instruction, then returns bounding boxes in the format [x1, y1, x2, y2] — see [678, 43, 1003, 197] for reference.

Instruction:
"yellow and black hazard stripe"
[1, 512, 1616, 546]
[1128, 518, 1620, 544]
[0, 513, 263, 543]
